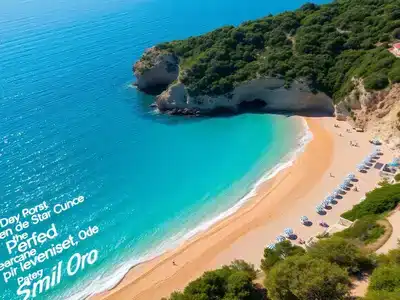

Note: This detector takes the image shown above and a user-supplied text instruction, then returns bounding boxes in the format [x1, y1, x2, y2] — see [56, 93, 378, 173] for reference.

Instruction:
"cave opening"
[237, 98, 267, 112]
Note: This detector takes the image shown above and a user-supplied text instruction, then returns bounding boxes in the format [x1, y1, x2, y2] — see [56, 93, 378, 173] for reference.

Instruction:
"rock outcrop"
[156, 79, 334, 115]
[133, 47, 179, 91]
[336, 79, 400, 150]
[133, 48, 334, 116]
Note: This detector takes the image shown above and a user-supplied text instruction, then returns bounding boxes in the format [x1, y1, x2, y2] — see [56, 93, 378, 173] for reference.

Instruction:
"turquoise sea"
[0, 0, 328, 299]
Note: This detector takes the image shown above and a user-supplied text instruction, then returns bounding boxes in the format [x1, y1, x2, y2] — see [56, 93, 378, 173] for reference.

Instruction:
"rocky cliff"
[335, 79, 400, 150]
[134, 49, 334, 116]
[133, 47, 179, 92]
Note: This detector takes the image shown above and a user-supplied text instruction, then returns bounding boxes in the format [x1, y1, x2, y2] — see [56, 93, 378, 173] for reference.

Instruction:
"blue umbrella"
[333, 188, 341, 196]
[276, 235, 286, 242]
[284, 228, 294, 236]
[300, 216, 309, 223]
[344, 178, 352, 185]
[347, 173, 355, 179]
[267, 243, 276, 250]
[326, 195, 335, 202]
[340, 183, 347, 190]
[322, 200, 330, 207]
[357, 164, 365, 170]
[316, 205, 324, 212]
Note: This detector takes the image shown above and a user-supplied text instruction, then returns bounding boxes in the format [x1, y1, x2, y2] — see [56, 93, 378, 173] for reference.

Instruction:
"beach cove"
[93, 117, 396, 300]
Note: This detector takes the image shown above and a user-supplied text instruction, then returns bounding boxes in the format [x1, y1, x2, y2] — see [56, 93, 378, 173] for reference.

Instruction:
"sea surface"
[0, 0, 328, 298]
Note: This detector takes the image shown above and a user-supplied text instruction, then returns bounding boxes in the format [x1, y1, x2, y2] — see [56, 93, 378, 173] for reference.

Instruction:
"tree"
[261, 240, 305, 274]
[264, 255, 350, 300]
[167, 262, 260, 300]
[367, 264, 400, 297]
[308, 237, 372, 274]
[229, 260, 257, 280]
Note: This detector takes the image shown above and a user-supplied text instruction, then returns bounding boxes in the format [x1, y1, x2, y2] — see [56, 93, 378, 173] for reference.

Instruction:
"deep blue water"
[0, 0, 328, 298]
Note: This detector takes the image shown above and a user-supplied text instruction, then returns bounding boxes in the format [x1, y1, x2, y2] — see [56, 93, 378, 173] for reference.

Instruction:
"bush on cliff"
[364, 73, 390, 90]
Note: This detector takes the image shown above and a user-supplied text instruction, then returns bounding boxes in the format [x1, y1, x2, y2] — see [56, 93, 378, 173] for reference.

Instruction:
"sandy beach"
[92, 116, 395, 300]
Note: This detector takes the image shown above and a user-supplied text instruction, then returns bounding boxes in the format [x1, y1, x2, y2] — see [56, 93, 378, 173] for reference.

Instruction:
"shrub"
[368, 264, 400, 294]
[168, 261, 260, 300]
[260, 240, 306, 274]
[265, 255, 350, 300]
[308, 237, 373, 274]
[389, 67, 400, 84]
[341, 184, 400, 221]
[364, 73, 389, 90]
[335, 216, 385, 245]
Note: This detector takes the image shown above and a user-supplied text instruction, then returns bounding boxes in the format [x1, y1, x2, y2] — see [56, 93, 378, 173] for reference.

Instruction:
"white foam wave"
[66, 118, 313, 300]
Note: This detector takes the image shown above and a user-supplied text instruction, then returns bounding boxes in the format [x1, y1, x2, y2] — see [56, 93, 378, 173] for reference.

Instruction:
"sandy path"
[377, 209, 400, 254]
[92, 117, 395, 300]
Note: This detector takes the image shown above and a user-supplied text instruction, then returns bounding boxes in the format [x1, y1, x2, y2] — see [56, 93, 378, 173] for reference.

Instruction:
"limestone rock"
[156, 78, 334, 115]
[133, 47, 179, 91]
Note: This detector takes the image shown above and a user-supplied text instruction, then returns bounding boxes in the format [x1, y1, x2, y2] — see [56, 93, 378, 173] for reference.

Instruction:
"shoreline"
[68, 115, 311, 300]
[91, 116, 393, 300]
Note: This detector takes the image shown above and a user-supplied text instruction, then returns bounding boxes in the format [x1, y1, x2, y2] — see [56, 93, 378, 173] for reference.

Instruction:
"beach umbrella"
[267, 243, 276, 250]
[284, 228, 294, 236]
[340, 183, 347, 190]
[316, 205, 324, 212]
[343, 178, 351, 186]
[322, 199, 331, 207]
[333, 188, 341, 196]
[375, 147, 381, 154]
[357, 164, 365, 170]
[276, 235, 285, 242]
[300, 216, 309, 223]
[390, 158, 400, 167]
[326, 195, 335, 202]
[347, 173, 355, 179]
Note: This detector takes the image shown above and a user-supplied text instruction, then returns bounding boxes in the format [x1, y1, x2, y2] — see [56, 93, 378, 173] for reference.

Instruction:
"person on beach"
[172, 261, 177, 266]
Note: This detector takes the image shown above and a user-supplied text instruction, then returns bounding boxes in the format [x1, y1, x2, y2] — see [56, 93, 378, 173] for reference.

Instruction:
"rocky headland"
[132, 0, 400, 148]
[133, 47, 334, 116]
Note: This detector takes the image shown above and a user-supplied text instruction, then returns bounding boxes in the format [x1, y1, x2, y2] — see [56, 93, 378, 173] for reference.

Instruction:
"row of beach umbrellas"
[267, 227, 295, 249]
[357, 147, 382, 171]
[267, 147, 387, 250]
[315, 172, 356, 213]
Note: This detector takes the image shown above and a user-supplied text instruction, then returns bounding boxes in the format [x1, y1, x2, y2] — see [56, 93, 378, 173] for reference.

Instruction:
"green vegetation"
[341, 184, 400, 221]
[335, 216, 385, 246]
[166, 260, 260, 300]
[156, 0, 400, 98]
[260, 240, 305, 274]
[366, 247, 400, 300]
[335, 216, 386, 245]
[265, 255, 350, 300]
[307, 237, 374, 274]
